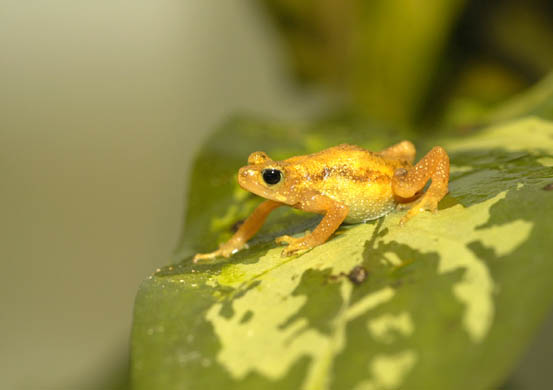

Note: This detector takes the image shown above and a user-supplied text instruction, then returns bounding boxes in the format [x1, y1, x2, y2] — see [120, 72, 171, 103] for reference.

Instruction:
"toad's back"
[284, 144, 409, 223]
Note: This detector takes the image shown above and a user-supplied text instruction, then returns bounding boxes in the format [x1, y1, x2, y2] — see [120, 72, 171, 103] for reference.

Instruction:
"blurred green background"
[1, 0, 553, 389]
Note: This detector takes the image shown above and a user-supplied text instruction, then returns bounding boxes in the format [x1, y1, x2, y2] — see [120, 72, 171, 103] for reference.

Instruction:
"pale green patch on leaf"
[360, 350, 418, 390]
[368, 312, 414, 343]
[538, 156, 553, 167]
[444, 117, 553, 152]
[131, 117, 553, 390]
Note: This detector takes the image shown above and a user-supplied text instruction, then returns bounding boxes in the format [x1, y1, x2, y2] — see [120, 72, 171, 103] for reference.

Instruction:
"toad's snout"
[238, 166, 256, 188]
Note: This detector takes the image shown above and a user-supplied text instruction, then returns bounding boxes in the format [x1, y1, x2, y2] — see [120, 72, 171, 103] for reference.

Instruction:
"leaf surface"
[132, 117, 553, 390]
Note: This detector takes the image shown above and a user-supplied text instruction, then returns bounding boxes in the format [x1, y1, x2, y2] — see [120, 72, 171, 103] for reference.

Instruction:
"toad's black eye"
[262, 169, 282, 185]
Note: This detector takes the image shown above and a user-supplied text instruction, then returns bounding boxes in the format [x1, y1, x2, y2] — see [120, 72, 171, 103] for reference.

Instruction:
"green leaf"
[485, 72, 553, 123]
[131, 117, 553, 390]
[436, 71, 553, 131]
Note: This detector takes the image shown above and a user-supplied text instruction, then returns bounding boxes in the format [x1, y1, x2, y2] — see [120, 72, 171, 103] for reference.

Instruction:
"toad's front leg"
[193, 200, 283, 262]
[276, 194, 349, 256]
[392, 146, 450, 224]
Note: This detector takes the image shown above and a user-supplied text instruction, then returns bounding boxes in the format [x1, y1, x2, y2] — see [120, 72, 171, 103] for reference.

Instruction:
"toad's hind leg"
[392, 146, 449, 224]
[378, 140, 416, 164]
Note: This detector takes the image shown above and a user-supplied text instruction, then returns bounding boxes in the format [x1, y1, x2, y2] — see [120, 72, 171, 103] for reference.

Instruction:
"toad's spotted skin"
[194, 141, 449, 262]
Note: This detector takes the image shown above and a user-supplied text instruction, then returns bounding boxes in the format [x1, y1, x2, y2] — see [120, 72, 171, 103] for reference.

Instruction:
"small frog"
[194, 141, 449, 262]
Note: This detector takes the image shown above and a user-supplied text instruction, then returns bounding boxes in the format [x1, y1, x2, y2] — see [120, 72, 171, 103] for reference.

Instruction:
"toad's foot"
[399, 195, 439, 225]
[193, 250, 224, 263]
[193, 241, 246, 263]
[275, 234, 312, 257]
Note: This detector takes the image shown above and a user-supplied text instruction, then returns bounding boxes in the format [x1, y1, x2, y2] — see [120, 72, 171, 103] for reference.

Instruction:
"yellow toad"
[194, 141, 449, 262]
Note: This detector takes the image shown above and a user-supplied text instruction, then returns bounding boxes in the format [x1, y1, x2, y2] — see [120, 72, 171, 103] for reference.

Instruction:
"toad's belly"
[343, 198, 396, 223]
[321, 183, 396, 224]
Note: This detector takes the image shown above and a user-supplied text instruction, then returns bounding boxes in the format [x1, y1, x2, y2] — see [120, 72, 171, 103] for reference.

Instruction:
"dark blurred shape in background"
[260, 0, 553, 127]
